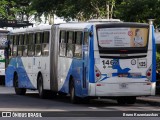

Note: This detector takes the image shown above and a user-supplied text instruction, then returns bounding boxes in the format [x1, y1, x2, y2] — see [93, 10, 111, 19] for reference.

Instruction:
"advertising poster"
[97, 28, 148, 48]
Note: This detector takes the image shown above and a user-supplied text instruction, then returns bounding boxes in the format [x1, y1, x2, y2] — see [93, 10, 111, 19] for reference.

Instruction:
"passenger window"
[17, 34, 23, 56]
[67, 44, 75, 58]
[74, 31, 82, 58]
[13, 35, 18, 45]
[35, 32, 41, 44]
[60, 31, 66, 43]
[18, 46, 22, 56]
[28, 33, 35, 56]
[19, 34, 23, 45]
[22, 46, 27, 57]
[43, 32, 49, 43]
[35, 45, 41, 56]
[12, 35, 18, 56]
[42, 32, 49, 56]
[22, 34, 28, 57]
[67, 31, 74, 43]
[24, 34, 28, 45]
[59, 31, 66, 56]
[84, 32, 89, 45]
[66, 31, 75, 58]
[13, 46, 17, 57]
[8, 35, 13, 56]
[28, 45, 34, 56]
[35, 32, 42, 56]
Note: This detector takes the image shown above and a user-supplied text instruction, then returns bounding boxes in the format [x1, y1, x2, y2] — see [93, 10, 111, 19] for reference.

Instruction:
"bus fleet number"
[102, 60, 118, 66]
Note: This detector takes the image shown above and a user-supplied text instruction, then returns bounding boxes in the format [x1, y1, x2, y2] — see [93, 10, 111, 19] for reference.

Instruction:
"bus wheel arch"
[13, 72, 26, 95]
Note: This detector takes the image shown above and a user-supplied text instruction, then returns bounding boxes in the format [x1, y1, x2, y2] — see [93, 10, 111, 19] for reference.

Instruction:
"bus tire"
[14, 74, 26, 95]
[117, 97, 126, 105]
[37, 74, 46, 99]
[70, 81, 79, 104]
[126, 97, 136, 104]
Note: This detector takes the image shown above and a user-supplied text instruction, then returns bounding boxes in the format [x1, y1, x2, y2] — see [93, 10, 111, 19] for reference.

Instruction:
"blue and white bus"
[6, 19, 156, 104]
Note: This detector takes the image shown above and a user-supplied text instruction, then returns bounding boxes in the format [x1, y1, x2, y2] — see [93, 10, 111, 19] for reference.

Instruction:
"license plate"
[118, 73, 128, 77]
[119, 83, 128, 89]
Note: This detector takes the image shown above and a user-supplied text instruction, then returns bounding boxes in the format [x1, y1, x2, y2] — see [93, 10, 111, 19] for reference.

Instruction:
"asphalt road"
[0, 86, 160, 119]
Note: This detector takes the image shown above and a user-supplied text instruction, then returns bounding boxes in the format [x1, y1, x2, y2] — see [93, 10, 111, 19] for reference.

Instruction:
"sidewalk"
[137, 95, 160, 106]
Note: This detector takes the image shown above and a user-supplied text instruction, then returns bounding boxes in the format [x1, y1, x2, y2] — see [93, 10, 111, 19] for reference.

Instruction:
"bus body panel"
[6, 25, 52, 90]
[5, 21, 156, 99]
[92, 24, 156, 97]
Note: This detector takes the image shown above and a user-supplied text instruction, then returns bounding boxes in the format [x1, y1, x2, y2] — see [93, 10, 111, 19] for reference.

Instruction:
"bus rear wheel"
[14, 74, 26, 95]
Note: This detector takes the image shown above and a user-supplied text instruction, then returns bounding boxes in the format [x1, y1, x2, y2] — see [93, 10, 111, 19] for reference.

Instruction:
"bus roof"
[10, 24, 52, 34]
[9, 21, 149, 33]
[58, 21, 148, 29]
[0, 28, 8, 33]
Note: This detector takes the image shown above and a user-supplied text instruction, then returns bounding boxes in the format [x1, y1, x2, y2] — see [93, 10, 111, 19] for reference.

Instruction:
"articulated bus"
[0, 28, 9, 85]
[6, 19, 156, 104]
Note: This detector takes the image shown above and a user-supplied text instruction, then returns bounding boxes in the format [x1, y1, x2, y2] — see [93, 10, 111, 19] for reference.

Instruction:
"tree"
[0, 0, 18, 19]
[115, 0, 160, 27]
[0, 0, 35, 23]
[31, 0, 116, 22]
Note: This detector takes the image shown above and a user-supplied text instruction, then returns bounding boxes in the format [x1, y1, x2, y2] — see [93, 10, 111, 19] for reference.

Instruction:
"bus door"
[81, 31, 89, 95]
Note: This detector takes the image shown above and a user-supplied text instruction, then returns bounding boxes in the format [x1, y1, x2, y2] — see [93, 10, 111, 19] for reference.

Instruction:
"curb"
[136, 97, 160, 106]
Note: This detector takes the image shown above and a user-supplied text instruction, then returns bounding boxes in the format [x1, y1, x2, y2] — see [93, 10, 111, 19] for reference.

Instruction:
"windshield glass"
[97, 27, 148, 48]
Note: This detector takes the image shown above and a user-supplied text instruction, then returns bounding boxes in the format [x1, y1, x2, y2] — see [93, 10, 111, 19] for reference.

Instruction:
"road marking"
[88, 107, 98, 110]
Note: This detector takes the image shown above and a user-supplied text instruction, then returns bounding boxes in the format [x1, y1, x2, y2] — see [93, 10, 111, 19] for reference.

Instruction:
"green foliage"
[31, 0, 115, 21]
[1, 0, 160, 26]
[29, 0, 160, 26]
[115, 0, 160, 27]
[0, 0, 35, 21]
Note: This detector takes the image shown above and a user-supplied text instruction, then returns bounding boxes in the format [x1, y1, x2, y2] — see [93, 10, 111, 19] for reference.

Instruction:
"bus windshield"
[97, 27, 148, 48]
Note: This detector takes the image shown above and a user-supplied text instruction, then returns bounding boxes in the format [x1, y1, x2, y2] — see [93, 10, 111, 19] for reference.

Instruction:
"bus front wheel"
[14, 74, 26, 95]
[37, 75, 46, 99]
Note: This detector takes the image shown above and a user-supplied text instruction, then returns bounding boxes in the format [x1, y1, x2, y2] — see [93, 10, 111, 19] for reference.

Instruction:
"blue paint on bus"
[152, 26, 156, 82]
[5, 57, 35, 89]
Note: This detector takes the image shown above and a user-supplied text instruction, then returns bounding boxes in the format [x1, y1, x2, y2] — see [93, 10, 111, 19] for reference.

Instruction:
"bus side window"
[18, 34, 23, 56]
[66, 31, 75, 58]
[35, 32, 42, 56]
[74, 31, 82, 58]
[23, 34, 28, 57]
[42, 31, 49, 56]
[8, 35, 13, 56]
[28, 33, 35, 56]
[84, 32, 89, 45]
[12, 35, 17, 57]
[59, 31, 66, 57]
